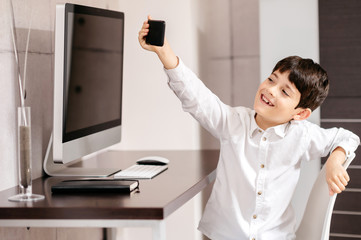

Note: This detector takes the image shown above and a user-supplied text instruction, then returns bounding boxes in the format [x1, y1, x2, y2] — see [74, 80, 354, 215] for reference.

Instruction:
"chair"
[295, 153, 355, 240]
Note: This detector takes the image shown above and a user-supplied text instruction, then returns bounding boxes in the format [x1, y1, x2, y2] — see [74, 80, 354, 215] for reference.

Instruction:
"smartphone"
[146, 20, 166, 46]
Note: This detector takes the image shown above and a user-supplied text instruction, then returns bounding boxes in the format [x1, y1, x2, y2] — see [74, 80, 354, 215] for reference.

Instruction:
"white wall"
[111, 0, 202, 151]
[260, 0, 320, 81]
[259, 0, 321, 228]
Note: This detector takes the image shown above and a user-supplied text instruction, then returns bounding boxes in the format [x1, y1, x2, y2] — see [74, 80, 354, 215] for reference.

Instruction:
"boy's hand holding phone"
[138, 15, 178, 70]
[138, 16, 165, 51]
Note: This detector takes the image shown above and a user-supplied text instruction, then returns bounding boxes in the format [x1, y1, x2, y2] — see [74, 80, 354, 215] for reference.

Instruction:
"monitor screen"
[45, 4, 124, 176]
[63, 5, 123, 142]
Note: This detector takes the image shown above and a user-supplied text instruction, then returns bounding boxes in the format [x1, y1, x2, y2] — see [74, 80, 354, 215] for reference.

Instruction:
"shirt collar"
[250, 110, 290, 138]
[273, 122, 289, 138]
[250, 110, 261, 137]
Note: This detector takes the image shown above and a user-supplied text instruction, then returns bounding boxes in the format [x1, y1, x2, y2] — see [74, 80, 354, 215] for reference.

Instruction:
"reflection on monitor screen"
[64, 10, 122, 141]
[44, 3, 124, 177]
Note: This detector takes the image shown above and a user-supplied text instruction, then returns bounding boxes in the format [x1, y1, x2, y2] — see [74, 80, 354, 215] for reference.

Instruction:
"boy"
[138, 17, 360, 240]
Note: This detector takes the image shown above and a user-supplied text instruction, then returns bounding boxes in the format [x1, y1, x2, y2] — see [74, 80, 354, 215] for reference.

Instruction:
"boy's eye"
[282, 89, 289, 96]
[268, 78, 273, 82]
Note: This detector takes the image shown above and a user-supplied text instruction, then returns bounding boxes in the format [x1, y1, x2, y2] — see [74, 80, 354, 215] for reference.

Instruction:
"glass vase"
[8, 107, 44, 202]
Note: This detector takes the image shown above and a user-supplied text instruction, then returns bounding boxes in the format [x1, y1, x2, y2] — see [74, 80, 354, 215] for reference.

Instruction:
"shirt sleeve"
[164, 58, 237, 140]
[303, 121, 360, 161]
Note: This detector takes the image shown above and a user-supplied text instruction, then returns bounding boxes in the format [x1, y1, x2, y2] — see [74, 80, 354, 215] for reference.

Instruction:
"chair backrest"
[295, 153, 355, 240]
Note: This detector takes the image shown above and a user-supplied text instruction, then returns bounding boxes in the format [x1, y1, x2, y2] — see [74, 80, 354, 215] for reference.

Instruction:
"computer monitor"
[44, 3, 124, 177]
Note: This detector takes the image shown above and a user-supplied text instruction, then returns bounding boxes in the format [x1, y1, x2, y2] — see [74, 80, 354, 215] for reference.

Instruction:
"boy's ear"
[293, 108, 312, 121]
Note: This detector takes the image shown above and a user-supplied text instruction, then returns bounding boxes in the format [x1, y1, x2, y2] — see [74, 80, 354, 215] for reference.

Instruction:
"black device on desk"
[51, 179, 139, 194]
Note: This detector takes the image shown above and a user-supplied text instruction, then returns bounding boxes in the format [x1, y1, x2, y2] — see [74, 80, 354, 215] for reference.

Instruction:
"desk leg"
[152, 220, 166, 240]
[104, 228, 117, 240]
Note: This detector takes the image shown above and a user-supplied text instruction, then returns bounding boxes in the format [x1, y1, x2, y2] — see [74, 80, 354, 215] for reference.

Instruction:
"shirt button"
[258, 129, 262, 133]
[253, 214, 257, 219]
[262, 137, 267, 141]
[252, 238, 256, 240]
[258, 191, 262, 196]
[260, 164, 265, 168]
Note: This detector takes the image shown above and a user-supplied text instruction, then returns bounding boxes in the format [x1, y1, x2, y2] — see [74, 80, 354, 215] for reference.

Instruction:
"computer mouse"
[136, 156, 169, 165]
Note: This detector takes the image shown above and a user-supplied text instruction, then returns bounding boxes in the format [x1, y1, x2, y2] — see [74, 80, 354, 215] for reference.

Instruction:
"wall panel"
[319, 0, 361, 238]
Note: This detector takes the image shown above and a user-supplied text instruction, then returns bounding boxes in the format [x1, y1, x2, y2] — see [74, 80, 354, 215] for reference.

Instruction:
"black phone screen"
[146, 20, 166, 46]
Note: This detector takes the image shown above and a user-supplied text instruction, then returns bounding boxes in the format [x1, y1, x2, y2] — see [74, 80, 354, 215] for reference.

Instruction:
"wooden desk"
[0, 150, 218, 239]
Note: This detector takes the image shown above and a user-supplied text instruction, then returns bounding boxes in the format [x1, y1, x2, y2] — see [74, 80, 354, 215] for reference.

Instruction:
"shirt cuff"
[334, 144, 351, 159]
[335, 138, 360, 160]
[164, 57, 185, 83]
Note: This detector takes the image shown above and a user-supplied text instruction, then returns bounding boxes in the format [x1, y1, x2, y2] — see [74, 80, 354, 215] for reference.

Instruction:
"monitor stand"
[43, 134, 121, 177]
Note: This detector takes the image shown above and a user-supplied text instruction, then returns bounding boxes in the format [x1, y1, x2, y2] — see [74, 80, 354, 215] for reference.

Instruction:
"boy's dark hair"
[272, 56, 329, 111]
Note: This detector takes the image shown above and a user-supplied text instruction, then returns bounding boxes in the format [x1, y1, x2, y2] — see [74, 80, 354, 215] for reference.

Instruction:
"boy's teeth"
[262, 96, 269, 103]
[262, 95, 274, 106]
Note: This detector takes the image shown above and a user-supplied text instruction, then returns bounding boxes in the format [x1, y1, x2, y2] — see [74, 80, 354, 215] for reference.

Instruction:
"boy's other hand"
[325, 147, 350, 196]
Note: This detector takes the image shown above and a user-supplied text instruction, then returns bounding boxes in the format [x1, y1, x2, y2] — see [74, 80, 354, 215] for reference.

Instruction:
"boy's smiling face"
[254, 70, 310, 130]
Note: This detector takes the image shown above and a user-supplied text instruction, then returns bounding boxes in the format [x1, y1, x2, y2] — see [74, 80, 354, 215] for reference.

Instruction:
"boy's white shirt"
[164, 59, 360, 240]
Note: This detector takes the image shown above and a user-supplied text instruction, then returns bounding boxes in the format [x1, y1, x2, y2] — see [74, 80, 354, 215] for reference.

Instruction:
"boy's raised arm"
[138, 16, 178, 70]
